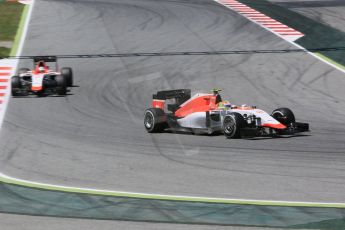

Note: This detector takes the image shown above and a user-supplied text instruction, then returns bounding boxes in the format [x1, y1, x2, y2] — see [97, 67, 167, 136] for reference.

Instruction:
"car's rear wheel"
[271, 108, 295, 126]
[11, 76, 21, 96]
[144, 108, 167, 133]
[56, 75, 67, 95]
[61, 67, 73, 87]
[223, 112, 246, 139]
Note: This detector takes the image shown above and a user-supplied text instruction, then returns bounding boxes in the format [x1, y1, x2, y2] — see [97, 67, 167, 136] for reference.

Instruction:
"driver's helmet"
[223, 100, 231, 108]
[38, 66, 45, 73]
[218, 100, 231, 109]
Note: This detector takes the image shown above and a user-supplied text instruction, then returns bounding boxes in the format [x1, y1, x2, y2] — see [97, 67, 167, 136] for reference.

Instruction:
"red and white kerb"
[6, 0, 33, 5]
[0, 67, 11, 106]
[217, 0, 304, 42]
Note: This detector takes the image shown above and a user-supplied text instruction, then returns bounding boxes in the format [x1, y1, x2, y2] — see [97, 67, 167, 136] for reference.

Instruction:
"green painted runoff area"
[0, 1, 24, 56]
[0, 181, 345, 229]
[237, 0, 345, 69]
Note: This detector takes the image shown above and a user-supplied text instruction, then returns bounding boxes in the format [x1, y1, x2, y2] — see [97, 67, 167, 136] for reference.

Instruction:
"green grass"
[0, 1, 24, 56]
[0, 47, 10, 56]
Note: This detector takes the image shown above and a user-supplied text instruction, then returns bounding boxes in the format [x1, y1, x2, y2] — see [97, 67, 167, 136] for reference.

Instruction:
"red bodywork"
[30, 61, 50, 91]
[152, 99, 165, 109]
[32, 61, 49, 74]
[175, 94, 218, 118]
[152, 94, 219, 118]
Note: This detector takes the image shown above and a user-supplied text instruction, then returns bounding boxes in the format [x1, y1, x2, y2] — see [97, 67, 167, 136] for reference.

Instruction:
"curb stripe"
[0, 67, 12, 110]
[242, 13, 266, 16]
[273, 28, 298, 31]
[216, 0, 304, 42]
[0, 67, 12, 70]
[263, 25, 289, 28]
[261, 22, 282, 25]
[255, 19, 277, 22]
[247, 16, 272, 19]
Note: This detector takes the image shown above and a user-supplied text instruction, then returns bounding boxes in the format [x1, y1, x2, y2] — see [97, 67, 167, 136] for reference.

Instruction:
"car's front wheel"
[55, 75, 67, 95]
[11, 76, 21, 96]
[271, 108, 295, 126]
[61, 67, 73, 87]
[223, 112, 245, 139]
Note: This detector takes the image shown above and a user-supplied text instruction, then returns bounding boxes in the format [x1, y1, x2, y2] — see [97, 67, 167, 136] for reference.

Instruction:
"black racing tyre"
[223, 112, 246, 139]
[61, 67, 73, 87]
[11, 76, 21, 96]
[271, 108, 295, 126]
[55, 75, 67, 95]
[144, 108, 167, 133]
[37, 91, 45, 97]
[19, 68, 30, 75]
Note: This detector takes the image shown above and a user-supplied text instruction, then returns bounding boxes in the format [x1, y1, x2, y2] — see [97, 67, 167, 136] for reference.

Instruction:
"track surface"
[1, 0, 345, 206]
[270, 0, 345, 32]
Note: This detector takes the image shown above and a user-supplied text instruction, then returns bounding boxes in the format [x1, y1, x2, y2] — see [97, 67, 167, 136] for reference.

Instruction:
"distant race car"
[11, 56, 73, 96]
[144, 89, 309, 138]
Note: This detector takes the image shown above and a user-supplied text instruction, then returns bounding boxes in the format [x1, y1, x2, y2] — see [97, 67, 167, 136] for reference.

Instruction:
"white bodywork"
[230, 108, 281, 127]
[177, 112, 207, 128]
[31, 73, 45, 89]
[19, 70, 61, 91]
[176, 107, 283, 130]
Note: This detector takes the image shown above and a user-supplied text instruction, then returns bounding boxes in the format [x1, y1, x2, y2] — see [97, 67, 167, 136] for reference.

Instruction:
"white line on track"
[1, 171, 345, 207]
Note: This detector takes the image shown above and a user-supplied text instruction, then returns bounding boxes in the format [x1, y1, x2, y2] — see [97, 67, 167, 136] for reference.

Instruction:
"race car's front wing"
[241, 122, 309, 137]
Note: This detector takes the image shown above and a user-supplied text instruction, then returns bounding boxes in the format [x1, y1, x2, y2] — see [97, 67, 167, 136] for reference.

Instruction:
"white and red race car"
[11, 56, 73, 96]
[144, 89, 309, 138]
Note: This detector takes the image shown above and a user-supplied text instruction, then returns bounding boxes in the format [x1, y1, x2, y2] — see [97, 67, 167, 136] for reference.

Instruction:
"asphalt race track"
[1, 0, 345, 227]
[270, 0, 345, 32]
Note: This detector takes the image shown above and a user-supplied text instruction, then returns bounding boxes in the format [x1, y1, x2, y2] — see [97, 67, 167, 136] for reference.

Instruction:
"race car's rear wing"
[33, 56, 57, 63]
[152, 89, 191, 112]
[153, 89, 191, 101]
